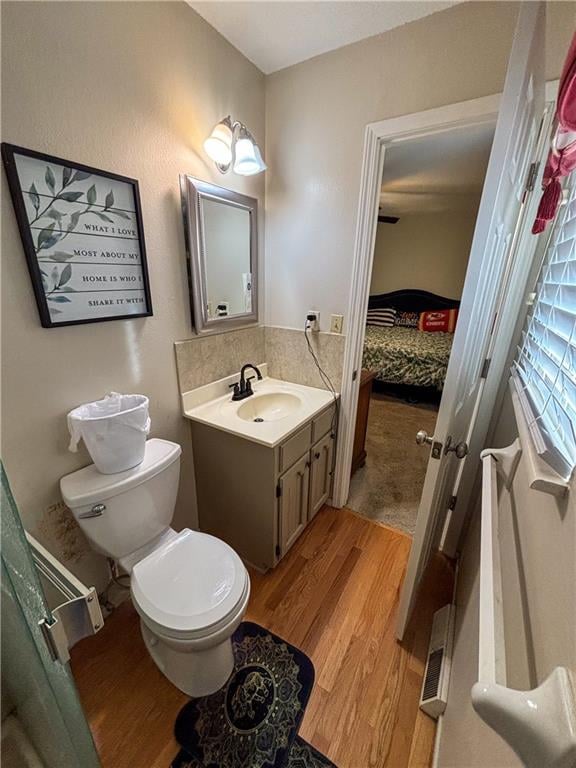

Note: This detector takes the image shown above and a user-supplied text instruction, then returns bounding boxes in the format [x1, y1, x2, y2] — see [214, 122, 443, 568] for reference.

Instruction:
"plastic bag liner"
[67, 393, 151, 474]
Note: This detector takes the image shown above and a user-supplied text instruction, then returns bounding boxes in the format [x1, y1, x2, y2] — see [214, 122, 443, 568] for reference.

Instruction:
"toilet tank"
[60, 439, 181, 560]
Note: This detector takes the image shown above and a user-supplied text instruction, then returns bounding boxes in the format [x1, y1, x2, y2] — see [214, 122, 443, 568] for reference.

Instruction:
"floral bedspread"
[362, 325, 454, 390]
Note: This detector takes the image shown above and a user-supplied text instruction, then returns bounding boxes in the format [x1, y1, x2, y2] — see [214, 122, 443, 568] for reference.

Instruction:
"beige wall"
[3, 1, 574, 599]
[369, 209, 479, 299]
[264, 1, 574, 332]
[1, 1, 265, 591]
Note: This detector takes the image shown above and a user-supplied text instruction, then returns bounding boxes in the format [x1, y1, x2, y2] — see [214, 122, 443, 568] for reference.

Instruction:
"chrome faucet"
[229, 363, 263, 401]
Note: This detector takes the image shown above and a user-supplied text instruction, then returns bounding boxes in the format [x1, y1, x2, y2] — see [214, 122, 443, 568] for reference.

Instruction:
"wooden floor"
[70, 506, 453, 768]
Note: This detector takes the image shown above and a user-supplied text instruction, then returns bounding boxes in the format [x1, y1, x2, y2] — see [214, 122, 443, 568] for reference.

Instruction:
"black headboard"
[368, 289, 460, 313]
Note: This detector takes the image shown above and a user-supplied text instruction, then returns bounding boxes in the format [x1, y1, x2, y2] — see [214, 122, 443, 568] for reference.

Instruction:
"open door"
[1, 465, 101, 767]
[396, 2, 546, 640]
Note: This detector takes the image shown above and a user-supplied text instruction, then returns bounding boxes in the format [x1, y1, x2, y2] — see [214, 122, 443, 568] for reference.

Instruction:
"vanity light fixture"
[203, 116, 267, 176]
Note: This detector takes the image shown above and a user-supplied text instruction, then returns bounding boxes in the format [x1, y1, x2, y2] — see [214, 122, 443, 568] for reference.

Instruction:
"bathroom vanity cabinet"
[191, 403, 337, 571]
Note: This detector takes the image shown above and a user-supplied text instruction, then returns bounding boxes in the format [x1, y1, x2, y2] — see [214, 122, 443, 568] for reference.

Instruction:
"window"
[515, 169, 576, 479]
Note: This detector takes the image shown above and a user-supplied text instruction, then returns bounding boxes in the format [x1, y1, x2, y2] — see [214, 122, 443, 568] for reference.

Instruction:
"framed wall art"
[2, 143, 153, 327]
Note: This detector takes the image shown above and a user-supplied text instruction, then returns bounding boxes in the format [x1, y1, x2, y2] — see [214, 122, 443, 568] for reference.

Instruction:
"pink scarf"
[533, 32, 576, 234]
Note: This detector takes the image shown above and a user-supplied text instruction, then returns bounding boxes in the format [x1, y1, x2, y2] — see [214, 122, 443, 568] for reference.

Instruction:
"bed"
[362, 289, 460, 396]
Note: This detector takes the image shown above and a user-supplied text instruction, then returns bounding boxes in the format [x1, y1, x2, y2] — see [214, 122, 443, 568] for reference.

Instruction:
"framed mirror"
[180, 175, 258, 334]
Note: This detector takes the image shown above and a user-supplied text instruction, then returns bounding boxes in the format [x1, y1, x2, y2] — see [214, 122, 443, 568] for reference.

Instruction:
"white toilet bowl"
[131, 527, 250, 697]
[60, 438, 249, 697]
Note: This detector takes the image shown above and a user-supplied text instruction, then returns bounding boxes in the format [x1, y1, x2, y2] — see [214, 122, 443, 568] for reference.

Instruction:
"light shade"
[203, 120, 233, 166]
[233, 137, 267, 176]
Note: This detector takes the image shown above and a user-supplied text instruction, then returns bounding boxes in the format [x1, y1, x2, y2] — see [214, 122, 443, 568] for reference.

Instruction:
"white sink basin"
[183, 374, 337, 448]
[237, 392, 302, 422]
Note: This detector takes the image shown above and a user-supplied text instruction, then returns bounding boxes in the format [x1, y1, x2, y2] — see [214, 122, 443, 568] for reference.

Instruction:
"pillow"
[366, 308, 396, 327]
[395, 311, 419, 328]
[418, 308, 458, 333]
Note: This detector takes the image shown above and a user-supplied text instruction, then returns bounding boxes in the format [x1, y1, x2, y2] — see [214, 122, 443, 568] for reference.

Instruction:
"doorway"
[346, 122, 496, 535]
[334, 3, 551, 641]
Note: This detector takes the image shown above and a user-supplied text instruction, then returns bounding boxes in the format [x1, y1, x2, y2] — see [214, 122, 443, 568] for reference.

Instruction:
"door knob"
[416, 430, 434, 446]
[444, 436, 469, 459]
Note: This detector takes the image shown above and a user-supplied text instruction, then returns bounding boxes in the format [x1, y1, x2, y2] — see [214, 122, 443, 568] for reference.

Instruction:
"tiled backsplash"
[174, 326, 266, 393]
[265, 326, 345, 391]
[175, 325, 345, 394]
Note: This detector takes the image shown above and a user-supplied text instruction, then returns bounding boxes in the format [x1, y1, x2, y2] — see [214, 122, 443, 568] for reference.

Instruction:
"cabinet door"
[278, 454, 310, 557]
[309, 433, 334, 520]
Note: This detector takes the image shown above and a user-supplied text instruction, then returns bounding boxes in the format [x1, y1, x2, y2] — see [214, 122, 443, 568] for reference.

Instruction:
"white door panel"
[396, 1, 545, 639]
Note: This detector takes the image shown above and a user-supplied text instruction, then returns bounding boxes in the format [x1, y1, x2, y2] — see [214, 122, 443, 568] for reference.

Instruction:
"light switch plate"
[330, 314, 344, 334]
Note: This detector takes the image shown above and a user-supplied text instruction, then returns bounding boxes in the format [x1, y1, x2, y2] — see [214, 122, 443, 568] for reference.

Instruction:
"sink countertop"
[182, 375, 337, 447]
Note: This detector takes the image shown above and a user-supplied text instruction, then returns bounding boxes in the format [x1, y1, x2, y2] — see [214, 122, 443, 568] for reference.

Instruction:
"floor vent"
[419, 603, 455, 719]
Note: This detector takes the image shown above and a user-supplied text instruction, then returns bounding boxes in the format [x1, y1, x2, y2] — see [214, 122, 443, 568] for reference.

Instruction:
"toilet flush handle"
[78, 503, 106, 519]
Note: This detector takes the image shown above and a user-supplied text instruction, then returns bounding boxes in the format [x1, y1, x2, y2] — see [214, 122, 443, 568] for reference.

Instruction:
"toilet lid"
[131, 528, 247, 636]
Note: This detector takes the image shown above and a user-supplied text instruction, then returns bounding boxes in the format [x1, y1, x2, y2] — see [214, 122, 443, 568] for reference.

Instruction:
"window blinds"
[515, 169, 576, 478]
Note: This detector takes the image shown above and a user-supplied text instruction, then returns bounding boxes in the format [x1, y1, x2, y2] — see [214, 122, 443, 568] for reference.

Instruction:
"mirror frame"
[180, 175, 259, 335]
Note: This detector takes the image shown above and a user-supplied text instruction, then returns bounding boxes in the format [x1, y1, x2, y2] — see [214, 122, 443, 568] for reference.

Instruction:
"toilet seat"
[131, 528, 248, 641]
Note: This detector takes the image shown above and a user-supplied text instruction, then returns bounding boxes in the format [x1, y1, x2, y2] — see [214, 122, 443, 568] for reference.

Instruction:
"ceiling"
[188, 1, 459, 74]
[380, 122, 496, 217]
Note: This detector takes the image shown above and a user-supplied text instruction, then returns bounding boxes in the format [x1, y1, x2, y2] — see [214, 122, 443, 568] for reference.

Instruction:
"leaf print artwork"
[41, 235, 60, 251]
[45, 165, 56, 194]
[72, 170, 91, 183]
[45, 262, 76, 300]
[32, 180, 133, 257]
[2, 144, 151, 326]
[59, 263, 72, 287]
[28, 182, 40, 212]
[58, 191, 84, 203]
[47, 295, 71, 303]
[67, 210, 81, 233]
[37, 223, 56, 250]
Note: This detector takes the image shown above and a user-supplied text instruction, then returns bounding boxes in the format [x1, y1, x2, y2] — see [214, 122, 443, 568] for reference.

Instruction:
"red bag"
[418, 309, 458, 333]
[533, 32, 576, 234]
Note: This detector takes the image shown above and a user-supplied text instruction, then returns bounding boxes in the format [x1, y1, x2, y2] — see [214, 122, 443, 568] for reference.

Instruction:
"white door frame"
[333, 85, 558, 544]
[332, 94, 502, 513]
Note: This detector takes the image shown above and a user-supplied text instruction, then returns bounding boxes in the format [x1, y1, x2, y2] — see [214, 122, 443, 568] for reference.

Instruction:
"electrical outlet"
[330, 314, 344, 334]
[306, 310, 320, 331]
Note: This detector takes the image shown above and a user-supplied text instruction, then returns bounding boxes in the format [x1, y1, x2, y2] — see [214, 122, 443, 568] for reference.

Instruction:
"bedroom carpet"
[347, 394, 438, 535]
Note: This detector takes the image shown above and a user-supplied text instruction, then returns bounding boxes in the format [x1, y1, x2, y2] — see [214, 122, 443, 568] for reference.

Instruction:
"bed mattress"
[362, 325, 454, 390]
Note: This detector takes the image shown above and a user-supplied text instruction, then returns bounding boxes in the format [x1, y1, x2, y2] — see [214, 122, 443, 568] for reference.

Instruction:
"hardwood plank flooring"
[70, 506, 453, 768]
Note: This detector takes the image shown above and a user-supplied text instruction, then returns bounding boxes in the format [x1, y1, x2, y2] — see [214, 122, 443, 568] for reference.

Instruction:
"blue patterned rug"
[172, 622, 335, 768]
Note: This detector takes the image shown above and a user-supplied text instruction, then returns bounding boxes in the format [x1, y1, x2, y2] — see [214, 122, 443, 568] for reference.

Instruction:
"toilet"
[60, 438, 250, 697]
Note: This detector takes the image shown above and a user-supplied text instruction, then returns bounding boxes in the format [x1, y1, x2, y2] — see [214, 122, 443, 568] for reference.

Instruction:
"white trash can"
[67, 393, 151, 474]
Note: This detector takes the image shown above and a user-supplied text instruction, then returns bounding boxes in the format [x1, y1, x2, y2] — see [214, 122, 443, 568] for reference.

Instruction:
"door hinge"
[352, 369, 358, 381]
[448, 495, 457, 511]
[276, 484, 282, 498]
[480, 358, 491, 379]
[275, 544, 281, 558]
[523, 161, 540, 200]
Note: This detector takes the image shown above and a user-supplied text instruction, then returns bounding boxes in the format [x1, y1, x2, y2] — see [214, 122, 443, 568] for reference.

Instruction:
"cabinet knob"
[314, 451, 320, 459]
